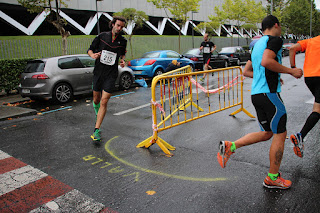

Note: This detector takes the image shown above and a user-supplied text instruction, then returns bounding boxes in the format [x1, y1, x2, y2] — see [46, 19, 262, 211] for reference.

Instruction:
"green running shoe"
[91, 129, 101, 141]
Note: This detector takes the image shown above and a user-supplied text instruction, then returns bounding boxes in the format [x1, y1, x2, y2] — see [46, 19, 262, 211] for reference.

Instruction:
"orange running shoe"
[217, 141, 234, 168]
[290, 133, 304, 158]
[263, 173, 292, 189]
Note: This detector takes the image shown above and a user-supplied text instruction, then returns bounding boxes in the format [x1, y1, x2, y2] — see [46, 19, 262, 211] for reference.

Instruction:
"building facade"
[0, 0, 267, 37]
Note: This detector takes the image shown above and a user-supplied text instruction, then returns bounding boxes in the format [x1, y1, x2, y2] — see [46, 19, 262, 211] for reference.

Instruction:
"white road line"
[113, 103, 151, 116]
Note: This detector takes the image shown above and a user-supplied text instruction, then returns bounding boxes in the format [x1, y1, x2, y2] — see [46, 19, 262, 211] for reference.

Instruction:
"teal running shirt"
[251, 35, 283, 95]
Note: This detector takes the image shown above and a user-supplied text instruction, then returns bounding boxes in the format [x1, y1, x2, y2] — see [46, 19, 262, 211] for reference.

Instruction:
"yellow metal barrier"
[137, 65, 255, 156]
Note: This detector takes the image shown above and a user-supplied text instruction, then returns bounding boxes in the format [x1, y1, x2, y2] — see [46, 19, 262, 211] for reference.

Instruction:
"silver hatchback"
[19, 54, 134, 103]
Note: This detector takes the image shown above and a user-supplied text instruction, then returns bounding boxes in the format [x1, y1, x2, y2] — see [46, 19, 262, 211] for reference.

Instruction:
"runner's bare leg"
[95, 90, 112, 129]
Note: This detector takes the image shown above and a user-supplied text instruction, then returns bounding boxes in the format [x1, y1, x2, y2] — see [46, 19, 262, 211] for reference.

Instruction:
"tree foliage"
[0, 58, 35, 94]
[114, 8, 149, 59]
[282, 0, 320, 36]
[210, 0, 266, 30]
[18, 0, 70, 55]
[195, 21, 220, 37]
[147, 0, 201, 53]
[266, 0, 288, 16]
[148, 0, 200, 22]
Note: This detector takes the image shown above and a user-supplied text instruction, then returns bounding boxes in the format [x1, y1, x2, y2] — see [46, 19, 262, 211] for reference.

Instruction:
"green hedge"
[0, 58, 34, 94]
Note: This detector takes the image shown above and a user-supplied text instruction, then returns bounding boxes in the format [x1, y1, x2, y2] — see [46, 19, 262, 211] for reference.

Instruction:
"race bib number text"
[203, 47, 211, 54]
[100, 50, 117, 65]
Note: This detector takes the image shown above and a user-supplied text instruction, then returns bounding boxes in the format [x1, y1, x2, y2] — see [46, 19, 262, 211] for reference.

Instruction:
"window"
[24, 60, 45, 73]
[141, 52, 160, 58]
[220, 47, 236, 53]
[184, 49, 200, 55]
[166, 51, 180, 58]
[58, 57, 83, 69]
[78, 56, 95, 67]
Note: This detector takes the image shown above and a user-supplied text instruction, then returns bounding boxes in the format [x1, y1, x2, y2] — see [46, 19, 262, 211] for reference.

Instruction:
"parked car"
[182, 48, 229, 70]
[219, 46, 251, 65]
[282, 43, 295, 57]
[128, 50, 195, 78]
[19, 54, 134, 103]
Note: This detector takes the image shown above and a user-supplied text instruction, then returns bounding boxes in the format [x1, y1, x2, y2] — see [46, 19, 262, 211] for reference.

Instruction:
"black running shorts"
[305, 77, 320, 103]
[251, 93, 287, 134]
[203, 55, 211, 65]
[92, 74, 116, 93]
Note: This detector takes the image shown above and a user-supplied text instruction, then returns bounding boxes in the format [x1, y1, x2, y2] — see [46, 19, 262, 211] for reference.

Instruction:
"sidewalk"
[0, 150, 113, 212]
[0, 94, 37, 121]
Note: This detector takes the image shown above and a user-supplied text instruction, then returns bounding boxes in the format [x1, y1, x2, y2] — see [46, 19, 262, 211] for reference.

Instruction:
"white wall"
[0, 0, 267, 22]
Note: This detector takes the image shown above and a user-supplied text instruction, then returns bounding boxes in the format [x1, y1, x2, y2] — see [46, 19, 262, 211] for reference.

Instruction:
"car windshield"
[24, 61, 45, 73]
[184, 49, 199, 55]
[220, 47, 236, 53]
[141, 52, 161, 58]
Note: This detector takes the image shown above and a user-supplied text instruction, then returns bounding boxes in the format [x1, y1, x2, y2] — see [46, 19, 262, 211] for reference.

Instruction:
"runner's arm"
[243, 60, 253, 78]
[261, 49, 303, 79]
[289, 43, 302, 68]
[120, 55, 126, 67]
[211, 45, 216, 53]
[88, 50, 101, 59]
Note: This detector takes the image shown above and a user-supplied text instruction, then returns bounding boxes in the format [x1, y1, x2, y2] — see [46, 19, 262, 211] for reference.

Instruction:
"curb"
[0, 105, 37, 121]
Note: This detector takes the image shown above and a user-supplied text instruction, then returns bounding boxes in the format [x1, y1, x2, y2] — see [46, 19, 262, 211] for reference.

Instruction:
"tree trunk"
[52, 20, 70, 55]
[62, 35, 68, 55]
[129, 35, 133, 59]
[178, 29, 181, 54]
[53, 0, 70, 55]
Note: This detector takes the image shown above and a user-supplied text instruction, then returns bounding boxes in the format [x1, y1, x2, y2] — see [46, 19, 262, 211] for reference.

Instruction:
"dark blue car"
[128, 50, 195, 78]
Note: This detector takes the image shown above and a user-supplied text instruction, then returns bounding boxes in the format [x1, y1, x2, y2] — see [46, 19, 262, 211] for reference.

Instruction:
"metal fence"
[0, 36, 250, 60]
[0, 38, 93, 59]
[137, 66, 255, 155]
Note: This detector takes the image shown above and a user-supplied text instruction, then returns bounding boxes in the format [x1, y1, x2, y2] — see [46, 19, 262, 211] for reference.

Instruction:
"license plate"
[22, 89, 30, 94]
[134, 71, 143, 74]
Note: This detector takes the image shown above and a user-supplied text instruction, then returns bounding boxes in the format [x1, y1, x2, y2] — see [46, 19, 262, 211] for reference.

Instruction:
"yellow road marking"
[104, 136, 227, 182]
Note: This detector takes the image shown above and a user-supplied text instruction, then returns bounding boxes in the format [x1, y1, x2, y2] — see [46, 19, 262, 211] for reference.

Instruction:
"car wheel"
[119, 72, 133, 90]
[189, 64, 195, 71]
[53, 82, 73, 103]
[236, 59, 240, 66]
[154, 68, 163, 77]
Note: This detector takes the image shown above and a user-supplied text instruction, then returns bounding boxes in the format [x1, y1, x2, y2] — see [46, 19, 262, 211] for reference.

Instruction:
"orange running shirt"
[298, 36, 320, 77]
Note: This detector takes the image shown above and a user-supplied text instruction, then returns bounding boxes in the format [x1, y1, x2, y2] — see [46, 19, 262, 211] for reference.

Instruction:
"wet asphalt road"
[1, 53, 319, 212]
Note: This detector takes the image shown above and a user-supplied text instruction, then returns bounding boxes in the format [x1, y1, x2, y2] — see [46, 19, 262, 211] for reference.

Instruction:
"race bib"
[203, 47, 211, 54]
[100, 50, 117, 65]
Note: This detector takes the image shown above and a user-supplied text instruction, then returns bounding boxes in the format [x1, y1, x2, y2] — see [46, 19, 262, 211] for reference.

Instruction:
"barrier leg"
[191, 101, 204, 111]
[178, 99, 203, 112]
[242, 108, 255, 118]
[156, 139, 173, 155]
[230, 107, 255, 118]
[136, 136, 154, 148]
[159, 137, 176, 151]
[137, 135, 175, 155]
